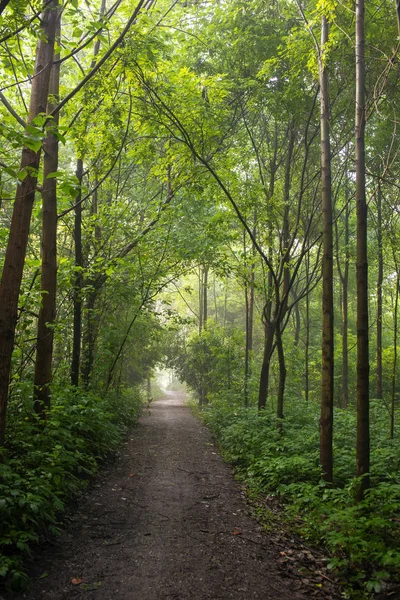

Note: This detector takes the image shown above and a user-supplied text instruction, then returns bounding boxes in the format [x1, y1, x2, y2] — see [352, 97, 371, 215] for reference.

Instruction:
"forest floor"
[8, 392, 340, 600]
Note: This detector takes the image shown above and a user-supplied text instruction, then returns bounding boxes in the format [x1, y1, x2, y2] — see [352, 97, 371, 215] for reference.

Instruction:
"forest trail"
[13, 393, 326, 600]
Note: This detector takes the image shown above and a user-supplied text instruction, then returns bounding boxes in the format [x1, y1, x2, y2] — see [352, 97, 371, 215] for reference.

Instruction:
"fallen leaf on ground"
[71, 578, 83, 585]
[233, 528, 242, 535]
[129, 473, 135, 477]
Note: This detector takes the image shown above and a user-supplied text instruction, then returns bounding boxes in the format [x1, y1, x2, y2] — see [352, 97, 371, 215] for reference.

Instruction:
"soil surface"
[10, 392, 335, 600]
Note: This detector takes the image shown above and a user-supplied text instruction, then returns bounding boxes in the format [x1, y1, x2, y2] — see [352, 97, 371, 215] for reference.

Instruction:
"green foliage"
[203, 397, 400, 596]
[0, 385, 144, 590]
[171, 322, 244, 404]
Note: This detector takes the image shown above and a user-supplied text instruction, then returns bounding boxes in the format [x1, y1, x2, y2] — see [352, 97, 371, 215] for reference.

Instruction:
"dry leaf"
[129, 473, 135, 477]
[71, 578, 83, 585]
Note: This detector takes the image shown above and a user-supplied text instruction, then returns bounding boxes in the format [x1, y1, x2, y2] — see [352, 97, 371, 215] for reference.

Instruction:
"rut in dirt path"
[13, 393, 329, 600]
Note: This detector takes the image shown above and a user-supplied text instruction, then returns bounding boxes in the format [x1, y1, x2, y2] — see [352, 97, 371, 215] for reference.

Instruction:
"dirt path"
[12, 393, 330, 600]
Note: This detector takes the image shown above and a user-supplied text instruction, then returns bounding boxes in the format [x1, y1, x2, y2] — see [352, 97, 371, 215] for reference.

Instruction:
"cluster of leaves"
[0, 383, 144, 590]
[202, 397, 400, 597]
[169, 322, 245, 404]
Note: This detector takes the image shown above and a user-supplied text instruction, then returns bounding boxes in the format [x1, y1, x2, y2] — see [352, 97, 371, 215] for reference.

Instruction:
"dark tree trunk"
[258, 317, 276, 410]
[0, 0, 58, 446]
[376, 183, 383, 399]
[276, 324, 286, 419]
[71, 159, 84, 387]
[319, 15, 334, 483]
[305, 286, 310, 402]
[355, 0, 370, 500]
[342, 195, 350, 409]
[391, 271, 399, 439]
[33, 13, 61, 417]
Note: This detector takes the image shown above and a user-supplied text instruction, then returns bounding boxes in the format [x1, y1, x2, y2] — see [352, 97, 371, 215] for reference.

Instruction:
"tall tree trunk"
[81, 289, 97, 389]
[355, 0, 370, 499]
[305, 286, 310, 402]
[391, 271, 399, 439]
[0, 0, 58, 446]
[319, 15, 334, 483]
[70, 0, 105, 387]
[258, 316, 276, 410]
[203, 266, 208, 328]
[342, 194, 350, 409]
[244, 231, 255, 407]
[376, 183, 383, 399]
[198, 266, 203, 333]
[33, 13, 61, 417]
[276, 324, 286, 419]
[71, 159, 84, 387]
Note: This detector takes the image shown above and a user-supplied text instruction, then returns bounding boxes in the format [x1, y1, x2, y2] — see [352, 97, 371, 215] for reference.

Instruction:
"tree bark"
[71, 158, 84, 387]
[376, 183, 383, 399]
[81, 289, 97, 389]
[276, 324, 286, 419]
[355, 0, 370, 499]
[203, 266, 208, 328]
[0, 0, 58, 446]
[391, 271, 399, 439]
[258, 317, 276, 410]
[33, 12, 61, 417]
[342, 193, 350, 409]
[319, 15, 334, 483]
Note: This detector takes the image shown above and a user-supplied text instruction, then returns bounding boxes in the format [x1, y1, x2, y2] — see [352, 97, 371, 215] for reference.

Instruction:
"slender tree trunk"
[319, 15, 334, 483]
[258, 317, 276, 410]
[244, 281, 249, 407]
[355, 0, 370, 499]
[376, 183, 383, 399]
[305, 287, 310, 402]
[292, 296, 301, 347]
[203, 266, 208, 328]
[223, 276, 228, 328]
[71, 159, 84, 387]
[244, 231, 255, 407]
[198, 266, 203, 333]
[391, 271, 399, 439]
[81, 290, 97, 389]
[33, 13, 61, 417]
[276, 324, 286, 419]
[213, 273, 218, 323]
[71, 2, 105, 387]
[342, 196, 350, 409]
[0, 0, 58, 446]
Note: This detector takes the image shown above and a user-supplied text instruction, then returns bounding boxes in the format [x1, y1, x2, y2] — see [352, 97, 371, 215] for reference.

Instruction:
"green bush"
[202, 397, 400, 597]
[0, 385, 144, 590]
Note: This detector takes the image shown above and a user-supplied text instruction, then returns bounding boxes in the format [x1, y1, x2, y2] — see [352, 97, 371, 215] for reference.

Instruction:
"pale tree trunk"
[33, 12, 61, 417]
[203, 266, 208, 328]
[355, 0, 370, 500]
[319, 15, 334, 483]
[0, 0, 58, 446]
[198, 267, 203, 333]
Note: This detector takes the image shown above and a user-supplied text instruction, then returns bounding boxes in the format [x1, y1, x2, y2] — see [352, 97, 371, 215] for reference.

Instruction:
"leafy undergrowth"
[202, 397, 400, 599]
[0, 384, 144, 591]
